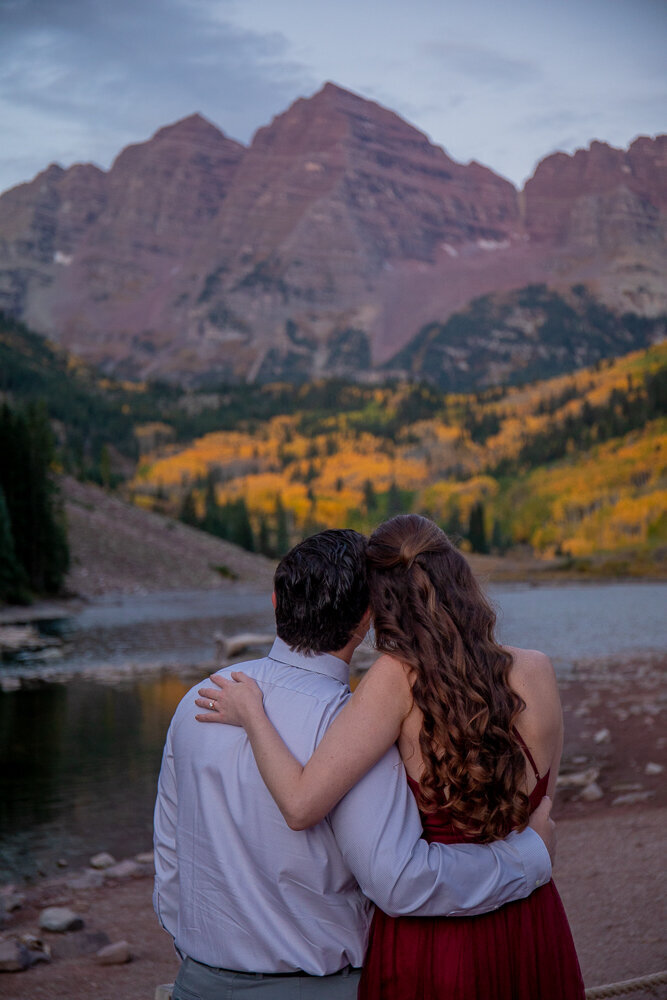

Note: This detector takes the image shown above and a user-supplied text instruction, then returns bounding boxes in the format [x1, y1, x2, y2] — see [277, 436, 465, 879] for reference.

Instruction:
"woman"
[196, 515, 584, 999]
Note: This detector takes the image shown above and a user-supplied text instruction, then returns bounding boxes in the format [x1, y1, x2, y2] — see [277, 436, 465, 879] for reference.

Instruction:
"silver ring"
[209, 700, 215, 710]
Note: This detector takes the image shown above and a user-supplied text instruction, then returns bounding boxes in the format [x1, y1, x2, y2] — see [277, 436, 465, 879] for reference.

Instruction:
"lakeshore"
[1, 485, 666, 996]
[1, 645, 666, 998]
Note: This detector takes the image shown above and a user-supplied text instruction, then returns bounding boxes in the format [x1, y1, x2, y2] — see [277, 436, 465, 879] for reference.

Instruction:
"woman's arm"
[195, 655, 413, 830]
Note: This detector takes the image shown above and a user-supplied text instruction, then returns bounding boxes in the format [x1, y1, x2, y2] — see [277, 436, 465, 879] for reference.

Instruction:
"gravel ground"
[2, 810, 665, 999]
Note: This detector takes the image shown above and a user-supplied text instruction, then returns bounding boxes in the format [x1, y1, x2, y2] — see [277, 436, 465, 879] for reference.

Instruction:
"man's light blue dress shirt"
[154, 637, 550, 975]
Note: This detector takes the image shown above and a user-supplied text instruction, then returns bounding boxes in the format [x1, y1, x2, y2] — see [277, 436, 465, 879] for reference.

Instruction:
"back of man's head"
[274, 529, 368, 654]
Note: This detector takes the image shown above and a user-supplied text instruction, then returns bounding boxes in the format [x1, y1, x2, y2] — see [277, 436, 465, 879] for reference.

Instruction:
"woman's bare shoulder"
[357, 653, 414, 704]
[505, 645, 556, 682]
[506, 646, 561, 726]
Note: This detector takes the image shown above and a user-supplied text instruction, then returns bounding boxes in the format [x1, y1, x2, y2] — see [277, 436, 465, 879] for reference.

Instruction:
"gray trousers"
[172, 956, 362, 999]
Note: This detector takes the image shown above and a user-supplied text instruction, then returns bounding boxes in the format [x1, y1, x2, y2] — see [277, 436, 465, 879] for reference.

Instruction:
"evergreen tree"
[303, 461, 317, 484]
[99, 444, 112, 488]
[363, 479, 377, 513]
[202, 472, 226, 536]
[226, 498, 254, 552]
[386, 481, 403, 517]
[0, 402, 69, 595]
[491, 518, 506, 553]
[257, 516, 271, 557]
[444, 502, 463, 543]
[275, 495, 290, 556]
[468, 502, 488, 554]
[25, 403, 69, 591]
[179, 489, 199, 527]
[0, 487, 28, 603]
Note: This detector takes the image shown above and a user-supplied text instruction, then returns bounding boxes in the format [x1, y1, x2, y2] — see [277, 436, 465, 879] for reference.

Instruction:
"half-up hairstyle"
[367, 514, 530, 841]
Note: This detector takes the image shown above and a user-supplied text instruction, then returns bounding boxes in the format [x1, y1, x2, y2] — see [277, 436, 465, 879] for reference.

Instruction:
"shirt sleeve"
[153, 723, 180, 935]
[329, 745, 551, 917]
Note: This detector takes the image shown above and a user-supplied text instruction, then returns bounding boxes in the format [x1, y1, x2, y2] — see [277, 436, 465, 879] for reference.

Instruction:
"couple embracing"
[154, 515, 584, 998]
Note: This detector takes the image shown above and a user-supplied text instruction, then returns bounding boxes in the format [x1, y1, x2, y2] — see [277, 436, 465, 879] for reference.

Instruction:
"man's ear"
[361, 607, 372, 629]
[271, 591, 277, 609]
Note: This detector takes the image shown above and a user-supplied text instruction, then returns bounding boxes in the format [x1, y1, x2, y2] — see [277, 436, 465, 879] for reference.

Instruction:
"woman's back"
[396, 644, 563, 805]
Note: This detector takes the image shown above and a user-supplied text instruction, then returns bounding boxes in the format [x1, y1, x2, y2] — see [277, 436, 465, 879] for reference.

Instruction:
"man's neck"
[329, 634, 363, 665]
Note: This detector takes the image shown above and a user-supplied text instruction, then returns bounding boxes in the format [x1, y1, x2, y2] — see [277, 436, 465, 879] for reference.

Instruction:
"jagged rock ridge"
[0, 84, 665, 386]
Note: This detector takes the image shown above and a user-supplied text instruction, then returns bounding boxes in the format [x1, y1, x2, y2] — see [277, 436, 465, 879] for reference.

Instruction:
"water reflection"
[0, 676, 191, 882]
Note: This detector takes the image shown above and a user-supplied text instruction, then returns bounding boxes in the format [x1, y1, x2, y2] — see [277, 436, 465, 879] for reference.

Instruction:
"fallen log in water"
[214, 631, 274, 661]
[0, 625, 63, 656]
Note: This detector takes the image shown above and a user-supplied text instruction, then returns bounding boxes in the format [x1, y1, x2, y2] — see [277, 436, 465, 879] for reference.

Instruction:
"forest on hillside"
[0, 402, 69, 602]
[130, 345, 667, 571]
[2, 310, 665, 587]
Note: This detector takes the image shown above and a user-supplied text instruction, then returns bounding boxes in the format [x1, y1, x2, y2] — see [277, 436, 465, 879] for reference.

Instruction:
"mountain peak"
[109, 114, 245, 175]
[152, 113, 237, 145]
[255, 79, 435, 155]
[0, 88, 663, 386]
[314, 80, 369, 104]
[319, 80, 353, 97]
[526, 133, 666, 191]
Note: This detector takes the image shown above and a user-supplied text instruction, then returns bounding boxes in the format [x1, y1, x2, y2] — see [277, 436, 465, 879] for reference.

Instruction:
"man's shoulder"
[172, 657, 269, 721]
[173, 654, 350, 726]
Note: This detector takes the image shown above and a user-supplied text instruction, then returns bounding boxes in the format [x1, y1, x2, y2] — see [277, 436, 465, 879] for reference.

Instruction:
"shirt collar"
[268, 637, 350, 686]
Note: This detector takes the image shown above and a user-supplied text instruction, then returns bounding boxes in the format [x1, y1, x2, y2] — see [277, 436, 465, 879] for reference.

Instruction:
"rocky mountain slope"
[63, 477, 274, 597]
[0, 83, 664, 386]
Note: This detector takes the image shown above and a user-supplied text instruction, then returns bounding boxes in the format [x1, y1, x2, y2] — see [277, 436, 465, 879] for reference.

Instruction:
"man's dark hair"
[274, 529, 369, 654]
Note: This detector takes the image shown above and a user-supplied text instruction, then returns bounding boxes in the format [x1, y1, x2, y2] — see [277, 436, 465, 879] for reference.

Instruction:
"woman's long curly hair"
[367, 514, 530, 841]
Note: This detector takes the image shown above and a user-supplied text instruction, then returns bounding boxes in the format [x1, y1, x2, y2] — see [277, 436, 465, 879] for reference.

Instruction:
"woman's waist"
[420, 822, 494, 844]
[422, 831, 479, 844]
[408, 773, 547, 842]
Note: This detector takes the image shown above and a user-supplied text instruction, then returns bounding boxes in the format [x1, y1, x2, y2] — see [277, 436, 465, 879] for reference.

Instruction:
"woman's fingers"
[195, 695, 219, 709]
[194, 672, 262, 727]
[229, 672, 263, 699]
[210, 673, 236, 690]
[194, 684, 248, 727]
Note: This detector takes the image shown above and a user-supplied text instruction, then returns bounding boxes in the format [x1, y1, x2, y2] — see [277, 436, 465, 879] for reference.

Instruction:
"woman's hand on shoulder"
[195, 671, 263, 727]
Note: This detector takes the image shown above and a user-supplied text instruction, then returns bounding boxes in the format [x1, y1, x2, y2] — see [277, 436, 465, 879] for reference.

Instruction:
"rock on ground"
[38, 908, 84, 933]
[95, 941, 131, 965]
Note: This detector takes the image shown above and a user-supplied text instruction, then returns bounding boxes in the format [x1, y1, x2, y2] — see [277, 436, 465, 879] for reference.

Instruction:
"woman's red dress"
[358, 741, 585, 999]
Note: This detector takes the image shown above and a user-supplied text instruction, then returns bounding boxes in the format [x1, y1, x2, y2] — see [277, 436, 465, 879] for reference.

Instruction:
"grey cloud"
[0, 0, 316, 190]
[518, 108, 598, 132]
[421, 41, 540, 87]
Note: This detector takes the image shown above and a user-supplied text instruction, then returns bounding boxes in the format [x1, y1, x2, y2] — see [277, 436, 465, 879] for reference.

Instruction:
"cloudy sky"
[1, 0, 665, 194]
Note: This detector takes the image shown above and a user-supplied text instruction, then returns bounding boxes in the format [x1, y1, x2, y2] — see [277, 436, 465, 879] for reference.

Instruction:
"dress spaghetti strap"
[513, 728, 541, 781]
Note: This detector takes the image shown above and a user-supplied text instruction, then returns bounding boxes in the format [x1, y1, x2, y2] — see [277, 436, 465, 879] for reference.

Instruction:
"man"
[154, 529, 554, 999]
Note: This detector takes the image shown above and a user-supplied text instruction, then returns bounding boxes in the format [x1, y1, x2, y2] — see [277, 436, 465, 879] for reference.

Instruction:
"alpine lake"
[1, 581, 665, 884]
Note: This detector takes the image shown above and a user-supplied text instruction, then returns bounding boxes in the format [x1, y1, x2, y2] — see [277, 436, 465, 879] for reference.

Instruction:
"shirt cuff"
[508, 826, 552, 892]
